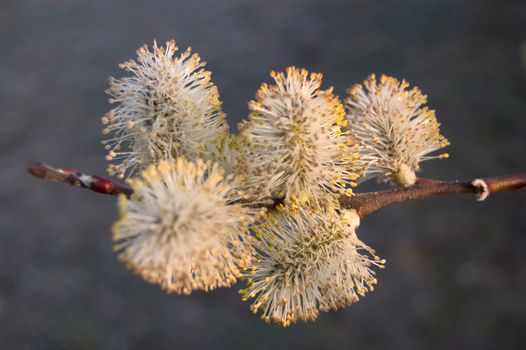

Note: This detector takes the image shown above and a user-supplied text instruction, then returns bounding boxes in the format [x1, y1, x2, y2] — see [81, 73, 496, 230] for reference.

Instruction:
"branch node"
[472, 179, 490, 201]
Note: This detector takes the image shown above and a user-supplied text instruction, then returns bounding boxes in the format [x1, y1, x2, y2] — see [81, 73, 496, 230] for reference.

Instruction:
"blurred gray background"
[2, 0, 526, 349]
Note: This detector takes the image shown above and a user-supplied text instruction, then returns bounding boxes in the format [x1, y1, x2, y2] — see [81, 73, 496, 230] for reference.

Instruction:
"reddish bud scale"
[91, 176, 120, 195]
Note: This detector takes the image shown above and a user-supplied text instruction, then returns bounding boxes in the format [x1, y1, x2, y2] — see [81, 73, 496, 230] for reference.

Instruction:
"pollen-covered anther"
[112, 157, 262, 294]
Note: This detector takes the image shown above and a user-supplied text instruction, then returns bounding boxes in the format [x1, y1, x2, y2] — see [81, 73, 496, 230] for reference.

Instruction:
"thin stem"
[340, 174, 526, 218]
[28, 163, 133, 197]
[28, 163, 526, 217]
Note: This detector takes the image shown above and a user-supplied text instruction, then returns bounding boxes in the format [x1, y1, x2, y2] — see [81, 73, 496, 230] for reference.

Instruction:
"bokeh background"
[2, 0, 526, 349]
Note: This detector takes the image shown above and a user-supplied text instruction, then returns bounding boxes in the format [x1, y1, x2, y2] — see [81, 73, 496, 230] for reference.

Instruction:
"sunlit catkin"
[239, 67, 361, 207]
[102, 40, 228, 178]
[113, 158, 261, 294]
[345, 74, 449, 187]
[241, 207, 384, 327]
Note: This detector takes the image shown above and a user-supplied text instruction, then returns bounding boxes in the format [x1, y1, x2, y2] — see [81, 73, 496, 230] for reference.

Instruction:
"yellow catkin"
[103, 40, 229, 178]
[345, 74, 449, 186]
[239, 66, 363, 208]
[113, 157, 263, 294]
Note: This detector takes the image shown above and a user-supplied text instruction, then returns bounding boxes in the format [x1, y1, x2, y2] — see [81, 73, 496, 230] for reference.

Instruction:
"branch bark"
[28, 163, 133, 197]
[340, 175, 526, 218]
[28, 163, 526, 218]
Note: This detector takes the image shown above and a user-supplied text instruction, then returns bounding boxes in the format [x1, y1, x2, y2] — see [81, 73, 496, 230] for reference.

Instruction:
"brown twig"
[340, 175, 526, 218]
[27, 163, 133, 197]
[28, 163, 525, 217]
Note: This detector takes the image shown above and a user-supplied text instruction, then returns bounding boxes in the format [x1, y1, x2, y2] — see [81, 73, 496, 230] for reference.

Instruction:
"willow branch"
[28, 163, 525, 217]
[340, 175, 526, 218]
[27, 163, 133, 197]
